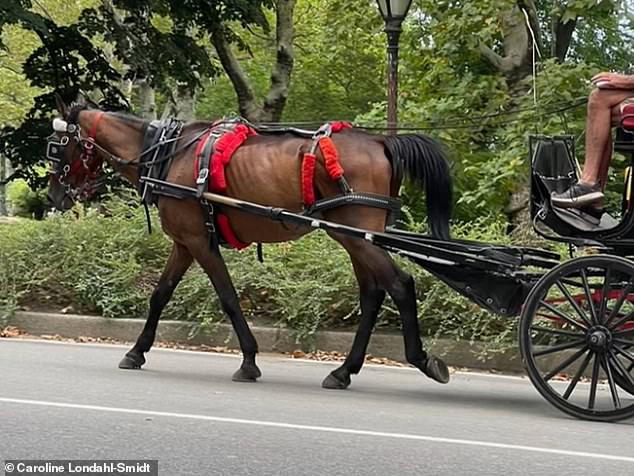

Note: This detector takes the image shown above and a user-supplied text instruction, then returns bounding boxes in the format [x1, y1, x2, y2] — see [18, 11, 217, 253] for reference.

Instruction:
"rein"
[84, 127, 208, 167]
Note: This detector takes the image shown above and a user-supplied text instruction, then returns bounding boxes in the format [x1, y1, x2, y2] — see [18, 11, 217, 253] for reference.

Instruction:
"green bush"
[7, 179, 48, 219]
[0, 195, 558, 348]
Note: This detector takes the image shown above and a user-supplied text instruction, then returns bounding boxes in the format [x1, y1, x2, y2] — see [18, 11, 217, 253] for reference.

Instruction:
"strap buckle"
[197, 167, 209, 185]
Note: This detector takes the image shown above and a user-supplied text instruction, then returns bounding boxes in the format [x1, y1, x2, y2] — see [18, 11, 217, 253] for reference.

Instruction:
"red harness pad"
[621, 103, 634, 130]
[301, 121, 352, 207]
[194, 123, 256, 250]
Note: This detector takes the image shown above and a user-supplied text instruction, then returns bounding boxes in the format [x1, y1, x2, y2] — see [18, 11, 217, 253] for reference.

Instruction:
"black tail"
[384, 134, 453, 239]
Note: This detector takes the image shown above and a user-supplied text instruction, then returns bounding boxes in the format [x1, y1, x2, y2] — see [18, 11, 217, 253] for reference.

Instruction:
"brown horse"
[46, 100, 453, 389]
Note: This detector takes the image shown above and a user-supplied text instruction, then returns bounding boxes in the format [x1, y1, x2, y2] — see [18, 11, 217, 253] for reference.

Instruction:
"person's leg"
[595, 103, 630, 193]
[552, 89, 634, 208]
[580, 89, 634, 185]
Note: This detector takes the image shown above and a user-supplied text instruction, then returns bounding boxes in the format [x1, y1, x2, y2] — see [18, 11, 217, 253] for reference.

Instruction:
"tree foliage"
[2, 0, 634, 224]
[358, 0, 634, 222]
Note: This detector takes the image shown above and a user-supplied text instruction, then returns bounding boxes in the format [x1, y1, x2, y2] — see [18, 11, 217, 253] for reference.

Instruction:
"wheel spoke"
[538, 300, 587, 332]
[605, 281, 634, 327]
[530, 325, 584, 338]
[588, 353, 601, 410]
[608, 349, 634, 392]
[560, 278, 584, 289]
[614, 345, 634, 365]
[580, 269, 599, 326]
[533, 338, 586, 357]
[555, 280, 592, 327]
[608, 310, 634, 332]
[614, 327, 634, 338]
[614, 337, 634, 347]
[598, 268, 612, 325]
[543, 346, 589, 382]
[563, 351, 594, 400]
[601, 353, 621, 409]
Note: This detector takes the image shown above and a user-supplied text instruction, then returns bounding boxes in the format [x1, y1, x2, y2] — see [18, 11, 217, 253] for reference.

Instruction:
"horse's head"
[46, 97, 106, 211]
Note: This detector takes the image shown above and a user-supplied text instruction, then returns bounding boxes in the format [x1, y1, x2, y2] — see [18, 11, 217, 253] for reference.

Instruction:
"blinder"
[46, 134, 69, 163]
[46, 113, 104, 202]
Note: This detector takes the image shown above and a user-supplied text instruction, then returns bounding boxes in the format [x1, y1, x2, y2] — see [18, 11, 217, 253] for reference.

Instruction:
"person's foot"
[551, 181, 604, 208]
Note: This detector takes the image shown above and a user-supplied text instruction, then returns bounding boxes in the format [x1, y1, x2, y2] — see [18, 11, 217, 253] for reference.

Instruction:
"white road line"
[1, 397, 632, 463]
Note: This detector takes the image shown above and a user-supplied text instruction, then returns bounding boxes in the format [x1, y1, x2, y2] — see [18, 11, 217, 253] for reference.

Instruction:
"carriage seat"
[621, 103, 634, 130]
[615, 103, 634, 153]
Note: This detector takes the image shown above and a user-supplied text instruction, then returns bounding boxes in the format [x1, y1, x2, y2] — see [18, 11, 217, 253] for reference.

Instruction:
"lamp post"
[376, 0, 413, 134]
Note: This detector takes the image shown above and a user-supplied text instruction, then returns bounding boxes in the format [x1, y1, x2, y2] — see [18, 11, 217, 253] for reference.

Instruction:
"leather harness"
[139, 117, 401, 251]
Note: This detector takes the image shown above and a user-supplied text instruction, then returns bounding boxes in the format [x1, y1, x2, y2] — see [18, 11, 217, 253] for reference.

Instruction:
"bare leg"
[595, 105, 627, 195]
[119, 242, 193, 369]
[580, 89, 634, 184]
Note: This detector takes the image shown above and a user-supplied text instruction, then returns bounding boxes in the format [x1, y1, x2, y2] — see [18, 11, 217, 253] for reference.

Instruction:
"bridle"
[47, 112, 106, 202]
[46, 111, 210, 204]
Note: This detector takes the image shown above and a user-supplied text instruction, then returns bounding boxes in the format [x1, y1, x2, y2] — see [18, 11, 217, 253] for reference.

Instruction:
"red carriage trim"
[622, 103, 634, 130]
[194, 124, 256, 250]
[544, 289, 634, 331]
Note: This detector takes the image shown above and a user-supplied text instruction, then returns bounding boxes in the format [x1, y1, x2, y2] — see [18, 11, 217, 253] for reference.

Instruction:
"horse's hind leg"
[323, 236, 449, 388]
[322, 256, 385, 389]
[187, 240, 261, 382]
[119, 242, 193, 369]
[389, 265, 450, 384]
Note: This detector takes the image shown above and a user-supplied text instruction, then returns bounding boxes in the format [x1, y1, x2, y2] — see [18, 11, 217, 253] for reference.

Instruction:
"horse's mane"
[67, 103, 149, 133]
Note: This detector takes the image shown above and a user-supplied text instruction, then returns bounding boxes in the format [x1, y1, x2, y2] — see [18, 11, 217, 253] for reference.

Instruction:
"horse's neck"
[81, 110, 143, 186]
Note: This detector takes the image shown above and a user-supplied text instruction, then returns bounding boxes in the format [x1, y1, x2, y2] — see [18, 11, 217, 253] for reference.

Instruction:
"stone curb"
[6, 311, 525, 373]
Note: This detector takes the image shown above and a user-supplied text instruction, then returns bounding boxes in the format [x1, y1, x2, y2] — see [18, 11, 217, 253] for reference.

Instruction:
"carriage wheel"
[520, 255, 634, 421]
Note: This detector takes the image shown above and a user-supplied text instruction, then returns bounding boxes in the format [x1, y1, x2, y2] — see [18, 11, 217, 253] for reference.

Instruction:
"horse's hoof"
[232, 365, 262, 382]
[423, 355, 450, 384]
[322, 371, 351, 390]
[118, 353, 145, 370]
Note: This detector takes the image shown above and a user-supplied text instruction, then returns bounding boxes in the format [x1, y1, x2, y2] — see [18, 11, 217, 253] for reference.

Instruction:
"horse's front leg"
[119, 242, 193, 369]
[188, 239, 261, 382]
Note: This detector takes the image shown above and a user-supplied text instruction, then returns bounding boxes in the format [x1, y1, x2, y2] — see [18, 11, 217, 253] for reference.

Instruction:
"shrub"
[0, 195, 558, 348]
[7, 179, 48, 219]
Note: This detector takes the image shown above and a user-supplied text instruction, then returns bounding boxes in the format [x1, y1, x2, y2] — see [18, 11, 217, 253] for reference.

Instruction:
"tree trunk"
[137, 79, 157, 120]
[479, 1, 540, 232]
[171, 83, 197, 121]
[0, 155, 7, 216]
[211, 0, 296, 122]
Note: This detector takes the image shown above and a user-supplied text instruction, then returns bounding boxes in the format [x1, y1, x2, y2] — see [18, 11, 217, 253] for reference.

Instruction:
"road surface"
[0, 339, 632, 475]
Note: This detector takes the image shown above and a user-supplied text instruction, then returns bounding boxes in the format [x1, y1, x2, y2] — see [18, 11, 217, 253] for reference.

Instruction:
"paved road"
[0, 339, 633, 476]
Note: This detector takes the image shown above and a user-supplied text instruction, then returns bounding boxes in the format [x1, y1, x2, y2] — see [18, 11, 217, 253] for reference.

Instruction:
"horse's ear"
[55, 93, 70, 118]
[83, 95, 100, 109]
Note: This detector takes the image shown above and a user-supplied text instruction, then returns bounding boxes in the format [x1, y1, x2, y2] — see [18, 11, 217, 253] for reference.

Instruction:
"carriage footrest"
[551, 206, 619, 232]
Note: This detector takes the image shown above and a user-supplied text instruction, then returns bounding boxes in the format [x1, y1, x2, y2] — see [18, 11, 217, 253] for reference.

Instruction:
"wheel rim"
[520, 255, 634, 421]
